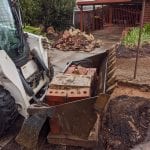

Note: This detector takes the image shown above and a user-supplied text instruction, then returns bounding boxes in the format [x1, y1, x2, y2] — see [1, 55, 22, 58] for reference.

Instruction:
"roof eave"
[77, 0, 132, 6]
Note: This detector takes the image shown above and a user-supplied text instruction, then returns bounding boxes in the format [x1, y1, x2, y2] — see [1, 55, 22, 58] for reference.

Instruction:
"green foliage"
[123, 24, 150, 48]
[144, 24, 150, 34]
[20, 0, 75, 31]
[24, 26, 42, 35]
[20, 0, 41, 25]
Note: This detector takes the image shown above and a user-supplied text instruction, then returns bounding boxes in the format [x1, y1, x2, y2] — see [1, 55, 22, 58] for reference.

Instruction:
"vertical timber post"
[134, 0, 146, 79]
[80, 5, 84, 31]
[93, 5, 96, 31]
[109, 5, 113, 25]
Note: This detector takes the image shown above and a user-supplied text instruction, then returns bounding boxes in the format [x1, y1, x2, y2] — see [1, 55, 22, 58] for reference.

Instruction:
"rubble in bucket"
[45, 65, 98, 136]
[52, 28, 102, 52]
[46, 65, 98, 106]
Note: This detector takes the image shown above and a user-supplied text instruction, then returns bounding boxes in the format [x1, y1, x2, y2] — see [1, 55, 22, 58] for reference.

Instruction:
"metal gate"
[103, 4, 142, 27]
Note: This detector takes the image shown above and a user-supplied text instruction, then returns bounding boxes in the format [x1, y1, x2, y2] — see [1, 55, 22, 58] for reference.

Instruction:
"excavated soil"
[100, 44, 150, 150]
[101, 95, 150, 150]
[117, 44, 150, 58]
[111, 84, 150, 99]
[116, 45, 150, 86]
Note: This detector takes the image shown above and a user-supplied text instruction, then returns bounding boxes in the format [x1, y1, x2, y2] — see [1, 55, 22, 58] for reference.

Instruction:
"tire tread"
[0, 86, 18, 137]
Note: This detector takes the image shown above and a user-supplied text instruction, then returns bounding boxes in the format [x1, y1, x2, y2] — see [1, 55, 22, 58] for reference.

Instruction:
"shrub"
[20, 0, 75, 31]
[24, 26, 42, 35]
[123, 24, 150, 48]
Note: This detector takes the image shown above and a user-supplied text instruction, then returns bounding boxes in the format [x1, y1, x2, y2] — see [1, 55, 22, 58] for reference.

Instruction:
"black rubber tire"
[0, 85, 18, 137]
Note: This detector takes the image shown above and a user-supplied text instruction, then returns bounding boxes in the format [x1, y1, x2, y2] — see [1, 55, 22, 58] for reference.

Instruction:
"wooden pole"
[134, 0, 146, 79]
[80, 5, 83, 31]
[93, 5, 96, 30]
[109, 5, 112, 25]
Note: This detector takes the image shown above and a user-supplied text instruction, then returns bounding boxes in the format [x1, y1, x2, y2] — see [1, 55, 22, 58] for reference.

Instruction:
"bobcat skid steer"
[0, 0, 53, 136]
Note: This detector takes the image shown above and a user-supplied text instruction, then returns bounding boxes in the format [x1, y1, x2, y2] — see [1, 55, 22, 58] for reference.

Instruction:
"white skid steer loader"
[0, 0, 53, 136]
[0, 0, 118, 148]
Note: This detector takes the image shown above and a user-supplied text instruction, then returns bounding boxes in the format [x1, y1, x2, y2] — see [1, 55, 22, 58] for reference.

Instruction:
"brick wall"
[144, 0, 150, 23]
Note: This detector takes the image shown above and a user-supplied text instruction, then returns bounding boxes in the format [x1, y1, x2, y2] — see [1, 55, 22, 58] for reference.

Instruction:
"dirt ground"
[1, 28, 150, 150]
[116, 57, 150, 85]
[117, 44, 150, 58]
[111, 84, 150, 99]
[116, 44, 150, 86]
[100, 44, 150, 150]
[101, 95, 150, 150]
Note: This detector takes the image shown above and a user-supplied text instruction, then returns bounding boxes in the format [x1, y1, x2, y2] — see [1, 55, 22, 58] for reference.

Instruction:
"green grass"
[123, 24, 150, 48]
[23, 25, 43, 35]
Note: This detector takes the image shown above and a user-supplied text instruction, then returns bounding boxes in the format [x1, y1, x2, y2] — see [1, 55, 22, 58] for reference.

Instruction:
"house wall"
[144, 0, 150, 23]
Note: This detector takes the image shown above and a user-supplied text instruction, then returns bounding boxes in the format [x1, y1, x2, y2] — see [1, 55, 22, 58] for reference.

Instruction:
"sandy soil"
[111, 85, 150, 99]
[116, 44, 150, 86]
[101, 44, 150, 150]
[116, 57, 150, 86]
[117, 44, 150, 58]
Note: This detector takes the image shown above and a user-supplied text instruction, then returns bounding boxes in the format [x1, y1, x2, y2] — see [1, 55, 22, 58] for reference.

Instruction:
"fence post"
[134, 0, 146, 79]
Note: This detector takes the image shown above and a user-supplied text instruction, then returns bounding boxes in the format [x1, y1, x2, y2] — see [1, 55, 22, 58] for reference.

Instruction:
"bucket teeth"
[106, 47, 117, 95]
[107, 61, 116, 72]
[107, 75, 116, 87]
[106, 83, 117, 94]
[108, 50, 116, 60]
[108, 57, 116, 65]
[107, 67, 116, 79]
[108, 51, 116, 57]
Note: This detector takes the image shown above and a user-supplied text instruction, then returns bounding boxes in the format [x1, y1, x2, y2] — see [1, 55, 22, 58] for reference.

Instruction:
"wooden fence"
[74, 4, 142, 31]
[103, 5, 141, 27]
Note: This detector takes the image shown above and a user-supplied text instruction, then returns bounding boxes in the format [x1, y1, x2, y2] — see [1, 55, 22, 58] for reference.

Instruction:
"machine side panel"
[0, 50, 30, 117]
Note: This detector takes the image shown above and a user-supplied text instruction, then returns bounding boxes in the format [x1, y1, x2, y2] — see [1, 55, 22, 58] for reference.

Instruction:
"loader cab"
[0, 0, 29, 66]
[0, 0, 51, 102]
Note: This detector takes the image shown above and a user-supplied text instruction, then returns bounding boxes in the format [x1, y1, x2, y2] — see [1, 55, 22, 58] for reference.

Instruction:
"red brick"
[65, 65, 76, 74]
[46, 89, 67, 106]
[77, 66, 88, 75]
[67, 88, 91, 102]
[65, 65, 97, 77]
[87, 68, 97, 77]
[65, 65, 88, 75]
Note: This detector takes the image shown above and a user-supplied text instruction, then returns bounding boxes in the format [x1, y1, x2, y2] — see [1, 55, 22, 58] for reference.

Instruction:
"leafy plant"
[20, 0, 76, 31]
[123, 24, 150, 48]
[143, 23, 150, 34]
[24, 26, 42, 35]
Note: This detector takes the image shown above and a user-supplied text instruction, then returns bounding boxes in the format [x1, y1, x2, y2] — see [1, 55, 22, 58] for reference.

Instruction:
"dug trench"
[100, 84, 150, 150]
[99, 44, 150, 150]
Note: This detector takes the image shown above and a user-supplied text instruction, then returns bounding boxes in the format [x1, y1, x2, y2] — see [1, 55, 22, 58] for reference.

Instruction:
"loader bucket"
[16, 97, 97, 149]
[16, 45, 117, 149]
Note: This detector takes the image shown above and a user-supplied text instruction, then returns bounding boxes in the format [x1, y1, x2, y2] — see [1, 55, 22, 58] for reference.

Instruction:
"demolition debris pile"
[53, 28, 102, 52]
